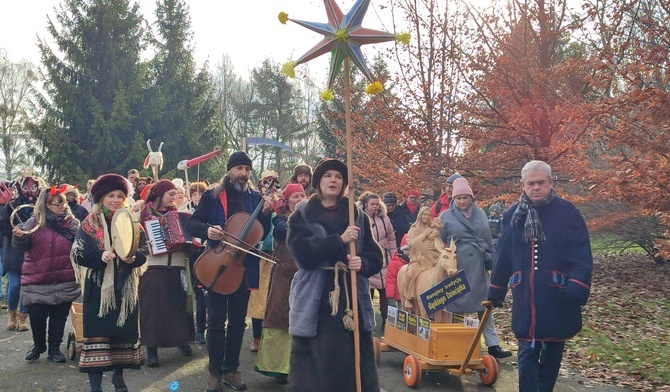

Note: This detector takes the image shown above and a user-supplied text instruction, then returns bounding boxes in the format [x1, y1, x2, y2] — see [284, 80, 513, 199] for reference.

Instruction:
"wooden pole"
[344, 58, 362, 392]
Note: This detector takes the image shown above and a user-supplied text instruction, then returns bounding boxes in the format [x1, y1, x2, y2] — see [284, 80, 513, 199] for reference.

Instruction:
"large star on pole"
[279, 0, 406, 91]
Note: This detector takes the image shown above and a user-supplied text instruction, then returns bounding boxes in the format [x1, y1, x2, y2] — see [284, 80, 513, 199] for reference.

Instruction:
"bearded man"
[186, 151, 273, 392]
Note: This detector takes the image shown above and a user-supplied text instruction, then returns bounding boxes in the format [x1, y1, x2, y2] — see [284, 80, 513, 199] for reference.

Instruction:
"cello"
[193, 178, 278, 295]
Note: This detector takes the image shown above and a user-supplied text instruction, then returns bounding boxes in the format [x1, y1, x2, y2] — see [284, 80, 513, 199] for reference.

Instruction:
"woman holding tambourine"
[138, 179, 193, 368]
[71, 173, 146, 392]
[12, 185, 80, 363]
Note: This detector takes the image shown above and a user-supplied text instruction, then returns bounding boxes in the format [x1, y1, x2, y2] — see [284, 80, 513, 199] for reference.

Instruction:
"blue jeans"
[6, 270, 26, 312]
[206, 284, 250, 375]
[517, 340, 565, 392]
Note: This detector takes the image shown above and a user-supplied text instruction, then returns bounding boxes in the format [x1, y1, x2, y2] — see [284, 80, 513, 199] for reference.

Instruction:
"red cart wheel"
[373, 337, 381, 366]
[479, 354, 499, 386]
[403, 355, 422, 388]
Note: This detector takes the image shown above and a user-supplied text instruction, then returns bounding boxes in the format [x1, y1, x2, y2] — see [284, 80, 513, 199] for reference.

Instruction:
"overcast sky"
[1, 0, 397, 82]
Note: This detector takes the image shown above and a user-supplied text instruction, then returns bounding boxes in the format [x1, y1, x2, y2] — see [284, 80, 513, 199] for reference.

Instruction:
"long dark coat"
[71, 214, 146, 340]
[287, 196, 383, 392]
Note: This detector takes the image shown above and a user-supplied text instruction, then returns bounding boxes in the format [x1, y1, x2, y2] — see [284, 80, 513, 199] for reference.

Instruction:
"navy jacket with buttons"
[488, 196, 592, 342]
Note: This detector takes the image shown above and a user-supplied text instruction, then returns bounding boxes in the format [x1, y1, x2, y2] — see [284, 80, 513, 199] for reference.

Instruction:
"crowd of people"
[0, 156, 592, 392]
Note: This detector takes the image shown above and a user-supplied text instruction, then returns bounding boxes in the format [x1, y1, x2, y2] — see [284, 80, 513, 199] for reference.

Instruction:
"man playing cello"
[186, 151, 273, 392]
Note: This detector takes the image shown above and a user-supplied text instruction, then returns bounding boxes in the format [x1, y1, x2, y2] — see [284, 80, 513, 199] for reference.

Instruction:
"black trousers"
[28, 302, 71, 349]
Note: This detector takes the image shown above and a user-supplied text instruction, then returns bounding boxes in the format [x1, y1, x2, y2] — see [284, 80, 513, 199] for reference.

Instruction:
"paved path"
[0, 313, 630, 392]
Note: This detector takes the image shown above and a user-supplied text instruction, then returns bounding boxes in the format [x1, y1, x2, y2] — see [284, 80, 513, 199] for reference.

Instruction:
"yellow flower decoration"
[320, 89, 335, 101]
[396, 32, 411, 45]
[366, 81, 384, 95]
[281, 61, 297, 78]
[278, 12, 289, 24]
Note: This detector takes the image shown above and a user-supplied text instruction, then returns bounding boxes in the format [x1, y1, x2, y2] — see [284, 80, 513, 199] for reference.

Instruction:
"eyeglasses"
[48, 202, 65, 208]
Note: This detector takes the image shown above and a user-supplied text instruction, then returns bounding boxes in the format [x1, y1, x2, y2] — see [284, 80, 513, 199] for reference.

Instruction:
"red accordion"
[145, 211, 199, 255]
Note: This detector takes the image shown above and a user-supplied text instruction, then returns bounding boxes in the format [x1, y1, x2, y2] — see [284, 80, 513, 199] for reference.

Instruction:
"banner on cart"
[420, 269, 470, 317]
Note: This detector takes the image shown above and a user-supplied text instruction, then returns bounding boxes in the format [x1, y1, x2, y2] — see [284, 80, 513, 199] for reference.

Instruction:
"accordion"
[144, 211, 199, 255]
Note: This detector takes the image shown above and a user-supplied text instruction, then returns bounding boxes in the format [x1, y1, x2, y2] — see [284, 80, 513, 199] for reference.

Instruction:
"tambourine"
[9, 204, 39, 235]
[111, 207, 140, 259]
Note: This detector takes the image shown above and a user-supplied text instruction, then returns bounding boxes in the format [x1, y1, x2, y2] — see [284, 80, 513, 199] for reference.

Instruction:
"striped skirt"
[78, 337, 144, 373]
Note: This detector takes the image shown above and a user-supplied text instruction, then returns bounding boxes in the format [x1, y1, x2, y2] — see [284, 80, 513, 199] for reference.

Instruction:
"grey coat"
[439, 205, 494, 313]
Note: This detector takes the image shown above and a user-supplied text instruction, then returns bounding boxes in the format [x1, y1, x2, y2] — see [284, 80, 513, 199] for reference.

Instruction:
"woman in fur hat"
[287, 159, 383, 392]
[12, 185, 80, 363]
[71, 173, 147, 392]
[138, 179, 193, 367]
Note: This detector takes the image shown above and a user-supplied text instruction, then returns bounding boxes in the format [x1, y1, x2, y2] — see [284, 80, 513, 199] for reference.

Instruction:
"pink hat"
[451, 177, 474, 198]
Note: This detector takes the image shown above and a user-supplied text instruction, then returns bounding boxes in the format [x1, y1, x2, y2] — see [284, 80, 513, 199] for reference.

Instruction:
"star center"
[334, 29, 349, 43]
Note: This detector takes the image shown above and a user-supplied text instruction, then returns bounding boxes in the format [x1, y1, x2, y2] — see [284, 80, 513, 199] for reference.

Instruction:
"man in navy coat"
[488, 160, 593, 392]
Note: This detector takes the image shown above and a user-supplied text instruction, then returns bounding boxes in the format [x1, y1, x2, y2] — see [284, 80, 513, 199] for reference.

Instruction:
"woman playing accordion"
[138, 179, 193, 367]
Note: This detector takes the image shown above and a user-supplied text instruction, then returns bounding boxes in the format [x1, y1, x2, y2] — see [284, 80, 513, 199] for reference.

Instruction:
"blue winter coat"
[488, 196, 592, 342]
[185, 182, 271, 289]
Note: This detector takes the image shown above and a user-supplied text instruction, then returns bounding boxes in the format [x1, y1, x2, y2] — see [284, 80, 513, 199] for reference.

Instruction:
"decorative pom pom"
[320, 89, 334, 101]
[396, 32, 411, 45]
[281, 61, 297, 78]
[366, 81, 384, 95]
[278, 12, 289, 24]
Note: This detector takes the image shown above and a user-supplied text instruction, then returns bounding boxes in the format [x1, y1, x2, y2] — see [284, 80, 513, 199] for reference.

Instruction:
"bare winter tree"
[0, 50, 38, 180]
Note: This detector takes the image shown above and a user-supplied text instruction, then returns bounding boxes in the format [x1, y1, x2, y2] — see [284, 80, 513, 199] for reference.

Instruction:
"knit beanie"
[446, 173, 462, 184]
[90, 174, 129, 204]
[406, 189, 420, 198]
[227, 151, 253, 171]
[489, 203, 501, 214]
[148, 179, 177, 203]
[451, 177, 474, 198]
[382, 192, 397, 204]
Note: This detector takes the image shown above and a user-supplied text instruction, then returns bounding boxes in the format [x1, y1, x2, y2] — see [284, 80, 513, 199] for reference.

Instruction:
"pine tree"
[150, 0, 218, 179]
[34, 0, 151, 183]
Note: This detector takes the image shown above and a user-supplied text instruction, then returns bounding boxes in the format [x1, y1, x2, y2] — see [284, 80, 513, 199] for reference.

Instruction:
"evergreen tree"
[34, 0, 151, 183]
[150, 0, 218, 180]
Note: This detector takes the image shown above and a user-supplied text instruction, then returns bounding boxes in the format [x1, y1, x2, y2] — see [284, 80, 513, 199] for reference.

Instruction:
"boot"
[25, 344, 46, 361]
[47, 345, 67, 363]
[146, 346, 159, 367]
[112, 368, 128, 392]
[17, 312, 29, 331]
[6, 309, 17, 331]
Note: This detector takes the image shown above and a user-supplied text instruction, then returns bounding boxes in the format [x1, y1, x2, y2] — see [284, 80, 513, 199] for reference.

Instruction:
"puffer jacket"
[13, 215, 79, 286]
[359, 202, 397, 290]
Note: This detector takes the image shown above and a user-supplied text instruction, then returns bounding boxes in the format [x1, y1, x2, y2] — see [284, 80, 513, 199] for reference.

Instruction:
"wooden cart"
[375, 302, 499, 388]
[66, 302, 84, 360]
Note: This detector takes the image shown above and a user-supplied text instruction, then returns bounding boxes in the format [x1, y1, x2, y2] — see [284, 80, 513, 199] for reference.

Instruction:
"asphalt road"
[0, 313, 630, 392]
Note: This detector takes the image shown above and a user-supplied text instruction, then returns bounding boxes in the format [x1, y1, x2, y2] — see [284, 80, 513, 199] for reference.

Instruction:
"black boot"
[25, 344, 46, 361]
[146, 346, 159, 367]
[47, 345, 66, 362]
[112, 368, 128, 392]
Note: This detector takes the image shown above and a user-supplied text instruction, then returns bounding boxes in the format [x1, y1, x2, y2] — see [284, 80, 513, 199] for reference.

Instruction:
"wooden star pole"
[343, 58, 362, 392]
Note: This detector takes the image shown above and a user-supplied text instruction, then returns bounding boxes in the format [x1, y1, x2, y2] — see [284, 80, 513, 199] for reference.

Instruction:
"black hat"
[227, 151, 253, 171]
[90, 174, 129, 204]
[312, 159, 348, 189]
